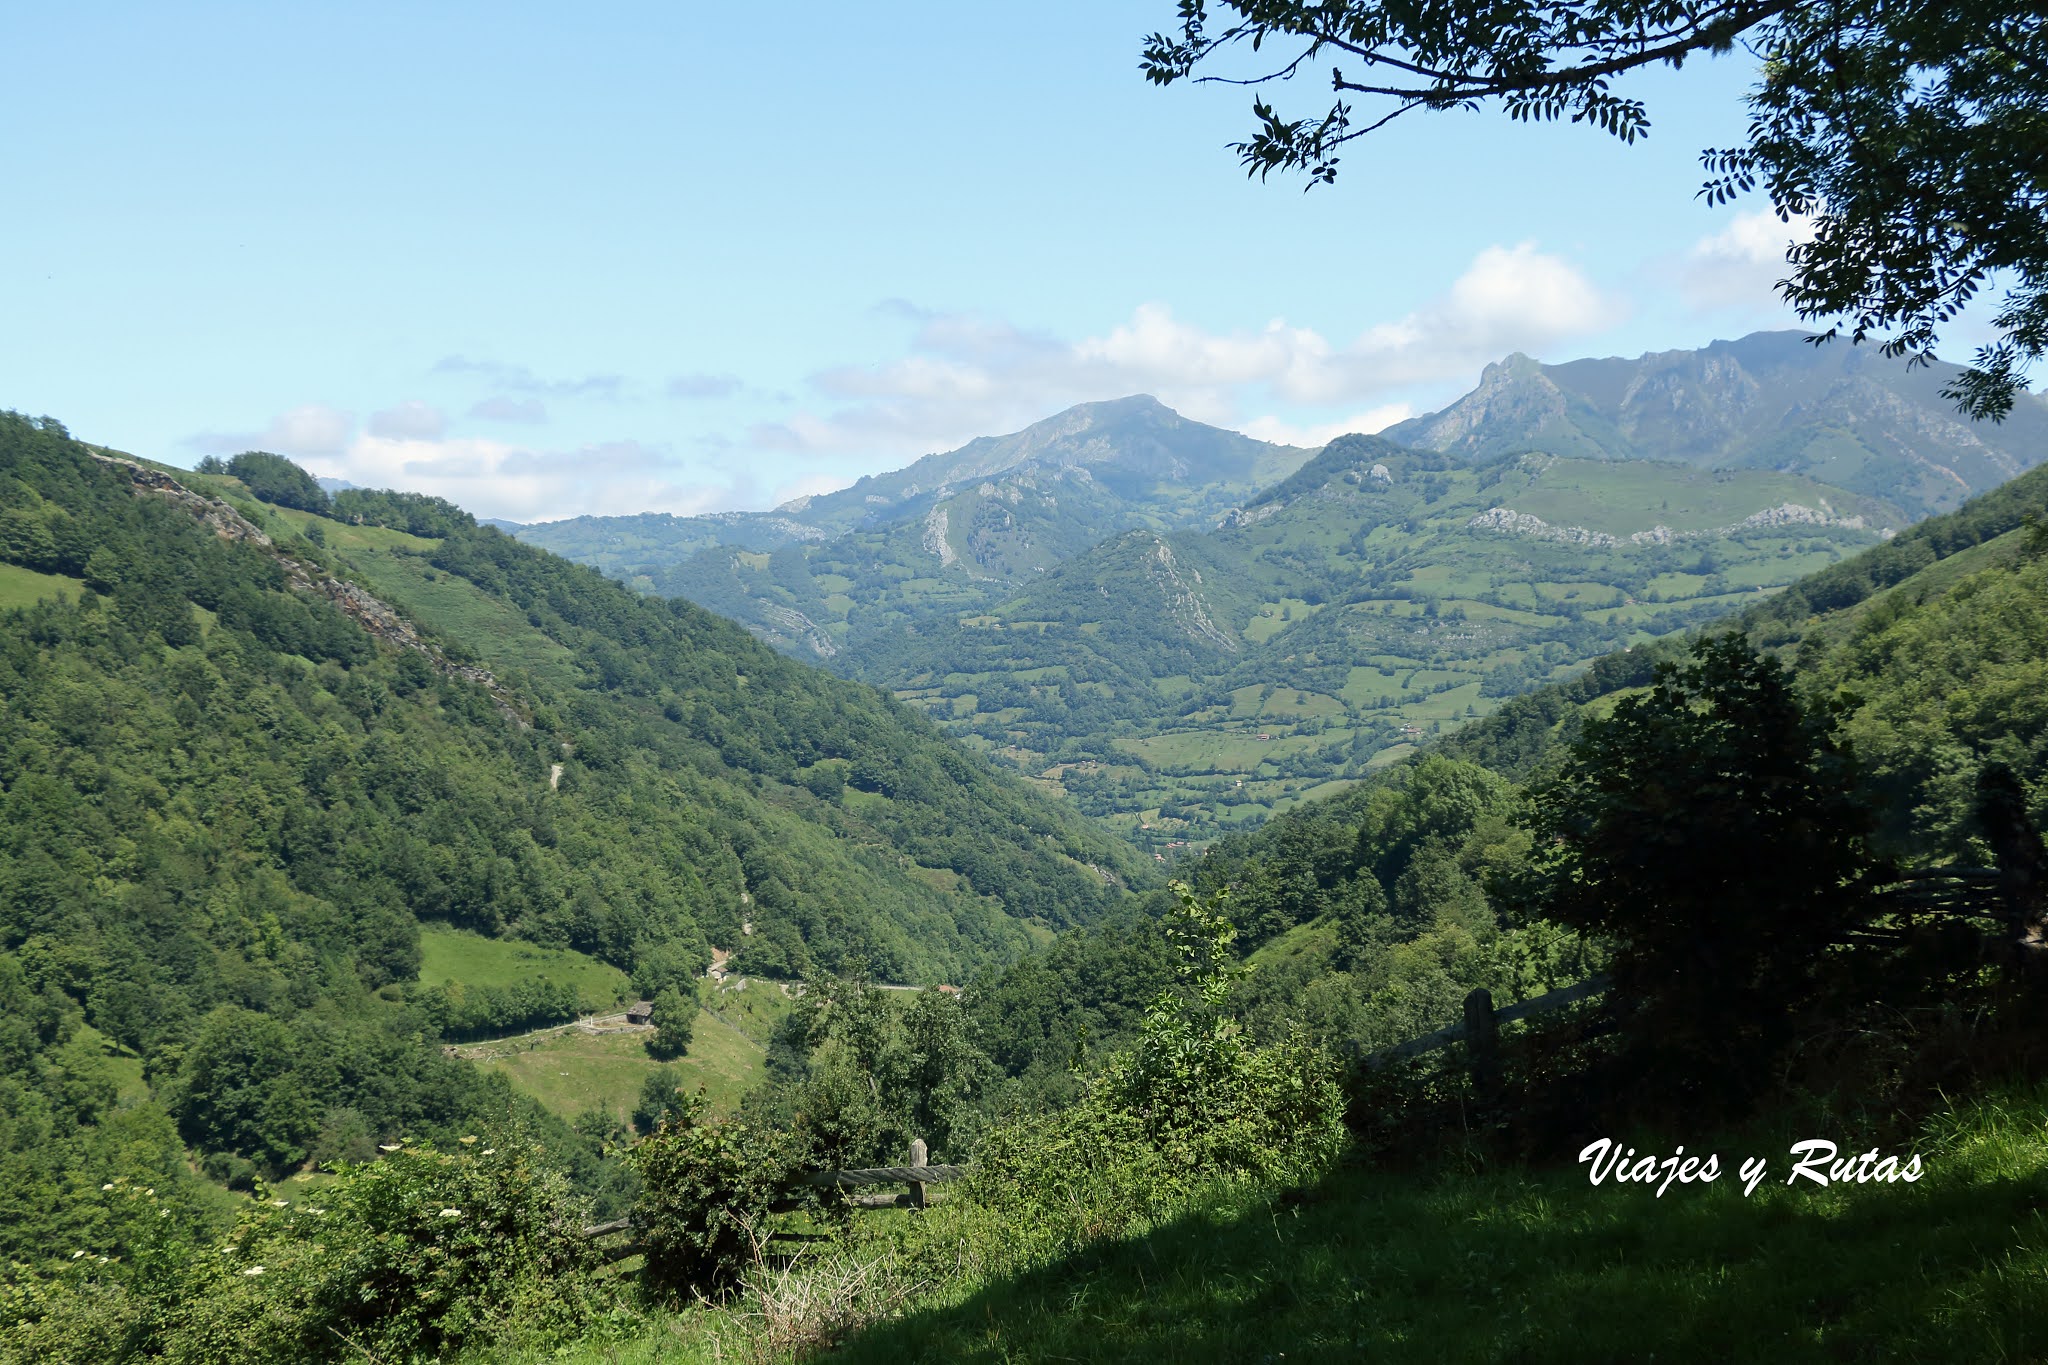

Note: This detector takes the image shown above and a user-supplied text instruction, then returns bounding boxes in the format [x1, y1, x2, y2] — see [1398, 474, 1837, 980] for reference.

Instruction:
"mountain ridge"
[1383, 330, 2048, 517]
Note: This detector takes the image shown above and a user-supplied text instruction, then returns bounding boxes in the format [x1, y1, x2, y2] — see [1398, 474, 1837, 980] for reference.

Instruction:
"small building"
[626, 1000, 654, 1025]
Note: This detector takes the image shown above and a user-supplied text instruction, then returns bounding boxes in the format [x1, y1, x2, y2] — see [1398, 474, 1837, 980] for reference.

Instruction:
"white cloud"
[187, 404, 354, 458]
[433, 356, 624, 398]
[667, 372, 741, 399]
[367, 400, 445, 441]
[324, 433, 746, 523]
[1680, 210, 1817, 312]
[468, 396, 549, 424]
[760, 243, 1625, 460]
[1237, 404, 1415, 448]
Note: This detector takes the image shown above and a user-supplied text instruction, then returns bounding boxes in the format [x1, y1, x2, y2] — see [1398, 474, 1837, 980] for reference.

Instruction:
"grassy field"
[0, 562, 82, 611]
[532, 1083, 2048, 1365]
[417, 927, 634, 1011]
[471, 978, 798, 1120]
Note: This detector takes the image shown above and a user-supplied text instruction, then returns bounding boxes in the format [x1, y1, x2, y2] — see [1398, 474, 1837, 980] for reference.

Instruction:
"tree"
[1522, 634, 1881, 1101]
[634, 1064, 690, 1133]
[646, 986, 696, 1061]
[225, 451, 331, 513]
[1142, 1, 2048, 418]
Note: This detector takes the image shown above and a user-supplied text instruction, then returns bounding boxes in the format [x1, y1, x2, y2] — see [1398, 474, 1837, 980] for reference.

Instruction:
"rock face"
[1143, 535, 1238, 654]
[96, 455, 525, 723]
[1383, 331, 2048, 517]
[1466, 500, 1872, 548]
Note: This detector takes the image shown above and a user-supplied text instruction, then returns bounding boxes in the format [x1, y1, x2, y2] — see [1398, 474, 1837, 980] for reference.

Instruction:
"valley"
[517, 331, 2041, 846]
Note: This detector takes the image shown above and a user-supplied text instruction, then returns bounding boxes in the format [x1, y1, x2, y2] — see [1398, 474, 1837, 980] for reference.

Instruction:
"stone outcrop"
[95, 455, 527, 724]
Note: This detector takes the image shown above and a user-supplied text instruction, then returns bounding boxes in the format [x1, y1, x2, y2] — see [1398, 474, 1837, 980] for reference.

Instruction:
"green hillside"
[0, 410, 1149, 1266]
[514, 395, 1313, 657]
[8, 409, 2045, 1365]
[502, 334, 2039, 852]
[946, 457, 2048, 1092]
[846, 434, 1893, 847]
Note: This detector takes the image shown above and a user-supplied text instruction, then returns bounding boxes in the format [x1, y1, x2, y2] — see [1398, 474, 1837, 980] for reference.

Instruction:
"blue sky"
[6, 2, 1847, 522]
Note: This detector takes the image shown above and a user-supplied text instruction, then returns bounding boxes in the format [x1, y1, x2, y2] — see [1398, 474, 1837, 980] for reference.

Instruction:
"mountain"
[1381, 330, 2048, 518]
[508, 331, 2037, 849]
[512, 396, 1312, 654]
[0, 410, 1157, 1252]
[971, 453, 2048, 1087]
[847, 433, 1897, 846]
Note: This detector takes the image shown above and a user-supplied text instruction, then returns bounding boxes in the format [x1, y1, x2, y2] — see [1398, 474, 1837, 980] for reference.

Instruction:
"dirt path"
[445, 1012, 651, 1061]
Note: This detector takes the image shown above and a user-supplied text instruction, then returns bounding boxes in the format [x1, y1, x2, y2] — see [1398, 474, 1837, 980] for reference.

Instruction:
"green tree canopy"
[1142, 0, 2048, 418]
[224, 451, 331, 513]
[645, 986, 695, 1062]
[1522, 634, 1881, 1099]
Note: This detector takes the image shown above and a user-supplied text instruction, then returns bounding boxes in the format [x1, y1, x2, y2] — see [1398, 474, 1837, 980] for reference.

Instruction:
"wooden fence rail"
[580, 981, 1625, 1249]
[1354, 973, 1612, 1073]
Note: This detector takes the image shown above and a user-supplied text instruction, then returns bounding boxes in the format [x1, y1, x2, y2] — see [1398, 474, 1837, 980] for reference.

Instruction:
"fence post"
[1463, 988, 1500, 1108]
[907, 1138, 928, 1209]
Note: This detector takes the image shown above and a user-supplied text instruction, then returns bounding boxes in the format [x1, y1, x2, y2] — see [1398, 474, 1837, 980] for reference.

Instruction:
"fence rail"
[1354, 973, 1612, 1072]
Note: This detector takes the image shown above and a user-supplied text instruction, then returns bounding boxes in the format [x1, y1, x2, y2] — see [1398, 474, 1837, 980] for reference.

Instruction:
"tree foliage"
[1142, 0, 2048, 417]
[1523, 634, 1881, 1095]
[223, 452, 331, 514]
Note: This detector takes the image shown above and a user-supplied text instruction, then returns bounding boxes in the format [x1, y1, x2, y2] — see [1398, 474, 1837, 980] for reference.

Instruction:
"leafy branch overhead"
[1142, 0, 2048, 418]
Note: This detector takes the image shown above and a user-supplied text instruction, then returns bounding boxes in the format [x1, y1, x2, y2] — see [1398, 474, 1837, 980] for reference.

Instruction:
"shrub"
[629, 1095, 804, 1300]
[972, 883, 1346, 1239]
[5, 1139, 608, 1364]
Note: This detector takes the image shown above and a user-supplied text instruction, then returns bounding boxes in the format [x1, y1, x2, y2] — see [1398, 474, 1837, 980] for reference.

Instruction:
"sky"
[3, 2, 1890, 524]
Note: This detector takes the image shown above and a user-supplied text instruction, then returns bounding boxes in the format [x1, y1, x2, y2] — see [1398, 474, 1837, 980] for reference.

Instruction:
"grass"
[0, 562, 82, 611]
[472, 978, 798, 1120]
[334, 541, 582, 683]
[537, 1082, 2048, 1365]
[418, 927, 634, 1011]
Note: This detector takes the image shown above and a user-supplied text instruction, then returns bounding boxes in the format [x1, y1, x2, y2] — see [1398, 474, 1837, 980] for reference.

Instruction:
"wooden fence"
[577, 1137, 967, 1257]
[579, 850, 2044, 1257]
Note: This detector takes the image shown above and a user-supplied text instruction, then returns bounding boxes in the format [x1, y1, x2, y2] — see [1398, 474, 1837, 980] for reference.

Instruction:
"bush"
[628, 1095, 804, 1300]
[973, 882, 1346, 1237]
[2, 1140, 608, 1363]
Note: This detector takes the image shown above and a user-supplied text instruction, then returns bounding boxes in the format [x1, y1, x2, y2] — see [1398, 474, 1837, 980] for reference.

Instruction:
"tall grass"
[531, 1081, 2048, 1364]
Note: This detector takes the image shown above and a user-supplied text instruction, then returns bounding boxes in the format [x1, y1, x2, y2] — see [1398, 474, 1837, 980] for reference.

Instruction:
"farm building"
[626, 1000, 654, 1025]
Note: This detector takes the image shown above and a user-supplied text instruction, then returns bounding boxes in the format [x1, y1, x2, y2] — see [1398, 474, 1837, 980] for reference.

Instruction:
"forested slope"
[963, 458, 2048, 1075]
[0, 411, 1150, 1257]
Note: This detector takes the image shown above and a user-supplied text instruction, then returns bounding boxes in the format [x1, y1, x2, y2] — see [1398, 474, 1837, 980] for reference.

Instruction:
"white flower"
[438, 1208, 461, 1218]
[480, 1149, 495, 1156]
[243, 1265, 265, 1277]
[101, 1183, 114, 1191]
[72, 1251, 86, 1260]
[378, 1144, 401, 1153]
[271, 1199, 289, 1208]
[458, 1135, 477, 1145]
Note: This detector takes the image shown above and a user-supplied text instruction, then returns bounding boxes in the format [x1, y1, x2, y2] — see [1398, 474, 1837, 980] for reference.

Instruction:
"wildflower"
[271, 1199, 289, 1208]
[72, 1251, 86, 1260]
[243, 1265, 265, 1277]
[145, 1188, 154, 1196]
[378, 1144, 401, 1153]
[458, 1135, 477, 1145]
[101, 1183, 114, 1191]
[480, 1148, 495, 1156]
[438, 1208, 461, 1218]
